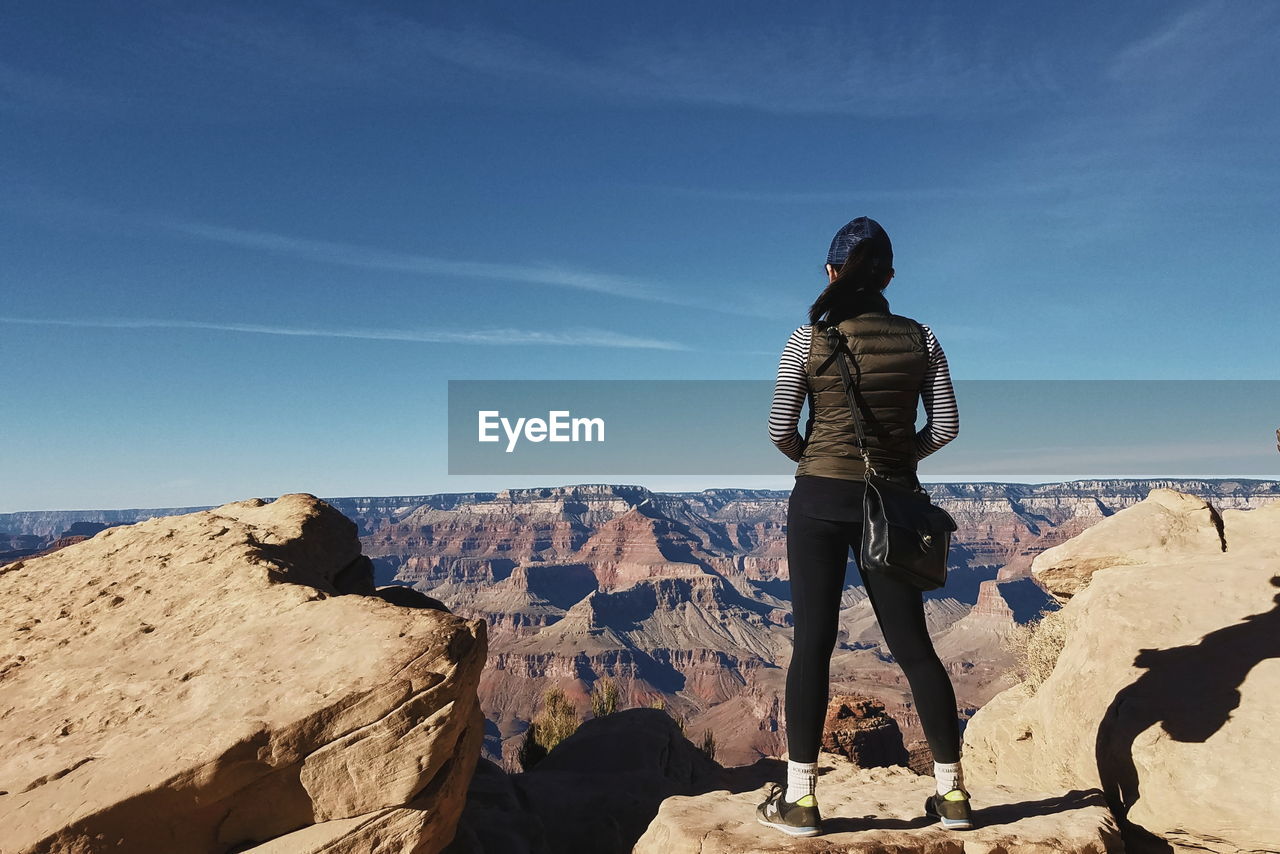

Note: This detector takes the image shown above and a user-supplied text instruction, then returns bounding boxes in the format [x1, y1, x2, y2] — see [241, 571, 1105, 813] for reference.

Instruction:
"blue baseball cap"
[827, 216, 893, 270]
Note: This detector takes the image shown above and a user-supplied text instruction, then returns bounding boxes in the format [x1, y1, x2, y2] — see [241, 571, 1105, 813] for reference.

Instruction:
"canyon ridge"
[5, 479, 1278, 770]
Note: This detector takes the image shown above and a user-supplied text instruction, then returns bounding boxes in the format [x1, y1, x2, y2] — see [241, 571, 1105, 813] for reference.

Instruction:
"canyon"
[6, 479, 1278, 771]
[4, 482, 1278, 852]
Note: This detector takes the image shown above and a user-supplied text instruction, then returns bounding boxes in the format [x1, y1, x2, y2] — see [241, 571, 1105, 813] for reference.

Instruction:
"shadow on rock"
[446, 707, 730, 854]
[821, 786, 1109, 834]
[1095, 574, 1280, 853]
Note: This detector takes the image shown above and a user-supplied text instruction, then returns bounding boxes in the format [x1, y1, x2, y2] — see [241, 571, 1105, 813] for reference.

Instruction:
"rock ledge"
[635, 754, 1122, 853]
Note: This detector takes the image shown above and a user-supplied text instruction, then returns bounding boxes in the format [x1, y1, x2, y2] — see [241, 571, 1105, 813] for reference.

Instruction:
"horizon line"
[4, 474, 1279, 516]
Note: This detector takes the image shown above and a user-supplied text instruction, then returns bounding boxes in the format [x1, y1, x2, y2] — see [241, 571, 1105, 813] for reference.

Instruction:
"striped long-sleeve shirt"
[768, 323, 959, 464]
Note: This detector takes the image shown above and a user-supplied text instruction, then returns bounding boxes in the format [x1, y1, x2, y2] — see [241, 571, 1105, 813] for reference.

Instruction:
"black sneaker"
[756, 782, 822, 837]
[924, 787, 975, 830]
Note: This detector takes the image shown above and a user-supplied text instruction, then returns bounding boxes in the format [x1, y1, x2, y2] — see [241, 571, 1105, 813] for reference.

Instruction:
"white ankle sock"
[785, 760, 817, 803]
[934, 758, 965, 795]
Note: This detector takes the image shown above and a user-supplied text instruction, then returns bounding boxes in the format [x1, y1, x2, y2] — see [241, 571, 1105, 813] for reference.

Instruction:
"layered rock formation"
[0, 505, 215, 540]
[0, 494, 487, 854]
[366, 483, 1065, 764]
[904, 738, 935, 775]
[964, 490, 1280, 852]
[820, 694, 909, 768]
[367, 480, 1277, 767]
[634, 754, 1123, 853]
[5, 480, 1277, 776]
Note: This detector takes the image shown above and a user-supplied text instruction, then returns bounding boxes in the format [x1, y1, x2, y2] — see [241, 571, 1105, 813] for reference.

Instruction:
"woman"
[755, 216, 971, 837]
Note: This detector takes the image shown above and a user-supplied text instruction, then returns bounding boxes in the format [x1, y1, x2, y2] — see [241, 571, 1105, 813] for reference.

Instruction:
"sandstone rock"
[969, 579, 1016, 621]
[244, 703, 486, 854]
[634, 754, 1123, 853]
[0, 493, 487, 854]
[904, 738, 934, 775]
[1030, 488, 1225, 600]
[964, 492, 1280, 851]
[820, 695, 909, 768]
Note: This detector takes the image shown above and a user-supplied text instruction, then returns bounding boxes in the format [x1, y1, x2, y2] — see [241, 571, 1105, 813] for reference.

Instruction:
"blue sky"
[2, 1, 1278, 511]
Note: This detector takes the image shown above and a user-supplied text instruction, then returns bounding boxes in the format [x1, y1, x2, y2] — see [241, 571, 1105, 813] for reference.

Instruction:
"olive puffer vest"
[795, 312, 929, 481]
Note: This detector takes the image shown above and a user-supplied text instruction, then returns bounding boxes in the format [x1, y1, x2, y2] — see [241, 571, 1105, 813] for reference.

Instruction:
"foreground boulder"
[966, 490, 1280, 851]
[634, 754, 1122, 853]
[0, 494, 487, 854]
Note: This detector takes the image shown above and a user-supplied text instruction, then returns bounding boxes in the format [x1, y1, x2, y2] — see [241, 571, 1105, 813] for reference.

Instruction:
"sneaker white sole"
[926, 794, 975, 830]
[757, 816, 822, 837]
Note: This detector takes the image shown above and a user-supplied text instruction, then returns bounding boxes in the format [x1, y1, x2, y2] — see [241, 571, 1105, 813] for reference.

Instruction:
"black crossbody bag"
[822, 323, 957, 591]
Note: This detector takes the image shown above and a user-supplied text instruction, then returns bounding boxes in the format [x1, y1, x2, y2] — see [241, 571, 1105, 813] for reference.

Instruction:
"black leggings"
[784, 474, 961, 764]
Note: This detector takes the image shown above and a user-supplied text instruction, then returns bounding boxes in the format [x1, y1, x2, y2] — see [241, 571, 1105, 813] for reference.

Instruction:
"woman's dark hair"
[807, 239, 892, 325]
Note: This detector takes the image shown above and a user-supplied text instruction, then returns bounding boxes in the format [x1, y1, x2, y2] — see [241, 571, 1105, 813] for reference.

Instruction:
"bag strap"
[822, 323, 877, 476]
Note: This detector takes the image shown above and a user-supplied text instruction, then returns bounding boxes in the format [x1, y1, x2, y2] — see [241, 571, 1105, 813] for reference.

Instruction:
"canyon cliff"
[5, 479, 1276, 772]
[4, 481, 1278, 852]
[345, 480, 1277, 768]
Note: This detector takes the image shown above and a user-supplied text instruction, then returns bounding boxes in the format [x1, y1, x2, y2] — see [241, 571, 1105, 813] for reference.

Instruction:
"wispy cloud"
[636, 182, 1063, 204]
[0, 315, 690, 350]
[158, 219, 783, 318]
[362, 8, 1065, 117]
[6, 4, 1274, 126]
[166, 220, 673, 302]
[593, 16, 1064, 117]
[1105, 0, 1266, 85]
[1101, 1, 1280, 142]
[0, 179, 780, 319]
[0, 5, 1069, 120]
[1107, 5, 1212, 80]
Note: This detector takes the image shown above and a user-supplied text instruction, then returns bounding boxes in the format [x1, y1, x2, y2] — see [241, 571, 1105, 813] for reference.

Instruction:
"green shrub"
[590, 677, 620, 717]
[518, 686, 581, 770]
